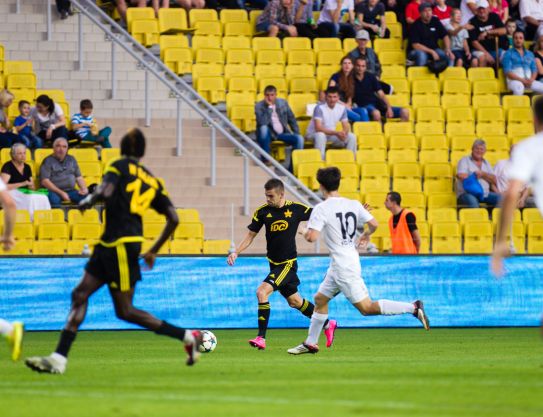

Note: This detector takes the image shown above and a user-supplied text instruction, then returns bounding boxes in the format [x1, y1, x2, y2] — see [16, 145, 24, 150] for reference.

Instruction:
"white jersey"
[508, 132, 543, 215]
[308, 197, 374, 274]
[0, 178, 6, 192]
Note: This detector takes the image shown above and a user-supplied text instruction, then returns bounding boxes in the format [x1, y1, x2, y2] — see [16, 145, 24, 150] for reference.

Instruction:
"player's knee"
[287, 298, 301, 308]
[115, 306, 135, 322]
[314, 293, 327, 307]
[71, 288, 87, 306]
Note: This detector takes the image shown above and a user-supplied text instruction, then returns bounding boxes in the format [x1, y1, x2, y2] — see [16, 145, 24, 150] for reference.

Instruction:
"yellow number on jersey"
[126, 179, 156, 216]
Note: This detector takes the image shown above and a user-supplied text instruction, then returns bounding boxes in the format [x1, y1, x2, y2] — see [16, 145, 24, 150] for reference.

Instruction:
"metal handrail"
[64, 0, 322, 208]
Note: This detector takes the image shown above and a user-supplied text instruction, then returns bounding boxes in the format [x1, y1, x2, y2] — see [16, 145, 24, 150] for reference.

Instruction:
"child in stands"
[14, 101, 43, 149]
[71, 99, 112, 148]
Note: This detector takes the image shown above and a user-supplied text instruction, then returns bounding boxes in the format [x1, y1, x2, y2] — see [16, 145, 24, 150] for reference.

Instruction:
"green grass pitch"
[1, 328, 542, 417]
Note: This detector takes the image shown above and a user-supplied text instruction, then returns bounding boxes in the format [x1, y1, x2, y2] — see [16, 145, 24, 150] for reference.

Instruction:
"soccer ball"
[198, 330, 217, 353]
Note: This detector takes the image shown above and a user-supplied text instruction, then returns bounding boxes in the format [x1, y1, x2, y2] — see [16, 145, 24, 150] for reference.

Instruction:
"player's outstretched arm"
[144, 205, 179, 269]
[299, 227, 320, 242]
[358, 219, 378, 249]
[227, 231, 257, 266]
[492, 180, 523, 278]
[78, 180, 116, 211]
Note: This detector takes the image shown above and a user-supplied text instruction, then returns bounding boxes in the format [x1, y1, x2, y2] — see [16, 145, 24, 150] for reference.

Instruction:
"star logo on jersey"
[266, 213, 273, 218]
[269, 274, 275, 278]
[284, 209, 293, 218]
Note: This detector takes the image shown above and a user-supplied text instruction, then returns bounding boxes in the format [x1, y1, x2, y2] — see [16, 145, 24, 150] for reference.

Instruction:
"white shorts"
[317, 268, 369, 304]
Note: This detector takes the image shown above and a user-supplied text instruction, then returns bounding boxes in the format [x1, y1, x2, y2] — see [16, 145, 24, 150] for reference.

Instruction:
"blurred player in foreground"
[26, 129, 202, 374]
[288, 167, 430, 355]
[0, 177, 23, 361]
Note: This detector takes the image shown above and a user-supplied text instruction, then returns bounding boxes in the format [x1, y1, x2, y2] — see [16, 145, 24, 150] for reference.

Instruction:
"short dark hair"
[533, 95, 543, 125]
[36, 94, 55, 116]
[120, 128, 146, 158]
[18, 100, 30, 110]
[316, 167, 341, 192]
[325, 86, 340, 96]
[264, 85, 277, 94]
[264, 178, 284, 192]
[387, 191, 402, 205]
[354, 57, 367, 64]
[80, 99, 93, 110]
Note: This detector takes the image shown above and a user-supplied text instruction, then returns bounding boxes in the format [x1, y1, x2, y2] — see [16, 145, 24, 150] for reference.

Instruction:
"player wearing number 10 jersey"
[26, 129, 203, 374]
[288, 167, 429, 355]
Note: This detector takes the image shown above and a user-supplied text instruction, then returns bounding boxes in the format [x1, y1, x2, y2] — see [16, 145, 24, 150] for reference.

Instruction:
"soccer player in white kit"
[493, 97, 543, 282]
[288, 167, 430, 355]
[0, 177, 24, 360]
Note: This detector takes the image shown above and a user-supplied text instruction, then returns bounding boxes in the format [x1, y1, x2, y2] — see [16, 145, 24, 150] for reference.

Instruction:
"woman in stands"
[0, 143, 51, 220]
[0, 90, 20, 149]
[327, 56, 370, 122]
[31, 95, 69, 146]
[534, 36, 543, 81]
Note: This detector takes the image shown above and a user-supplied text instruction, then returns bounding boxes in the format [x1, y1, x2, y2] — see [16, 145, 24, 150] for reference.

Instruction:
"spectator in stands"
[71, 100, 112, 148]
[405, 0, 421, 25]
[456, 139, 500, 208]
[502, 30, 543, 95]
[257, 0, 298, 37]
[489, 0, 509, 22]
[534, 35, 543, 79]
[1, 144, 51, 218]
[494, 146, 535, 208]
[40, 138, 88, 208]
[13, 101, 42, 150]
[505, 18, 517, 48]
[385, 191, 420, 254]
[352, 57, 409, 122]
[328, 57, 366, 122]
[31, 95, 69, 146]
[55, 0, 73, 20]
[460, 0, 477, 24]
[317, 0, 357, 39]
[408, 3, 454, 67]
[294, 0, 333, 38]
[520, 0, 543, 40]
[305, 86, 357, 160]
[0, 90, 19, 149]
[255, 85, 304, 170]
[348, 30, 393, 94]
[468, 0, 508, 67]
[433, 0, 452, 24]
[355, 0, 390, 39]
[445, 9, 475, 67]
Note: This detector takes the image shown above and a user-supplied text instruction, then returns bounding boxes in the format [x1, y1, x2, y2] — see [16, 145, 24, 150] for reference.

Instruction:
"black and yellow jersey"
[100, 157, 173, 245]
[248, 201, 312, 264]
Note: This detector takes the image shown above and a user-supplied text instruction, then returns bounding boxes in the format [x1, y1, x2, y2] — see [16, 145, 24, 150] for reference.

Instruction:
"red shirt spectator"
[405, 0, 422, 25]
[433, 1, 452, 21]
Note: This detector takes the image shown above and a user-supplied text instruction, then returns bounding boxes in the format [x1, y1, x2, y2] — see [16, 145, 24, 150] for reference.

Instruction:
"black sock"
[55, 329, 77, 358]
[257, 302, 270, 338]
[299, 300, 329, 327]
[155, 321, 186, 342]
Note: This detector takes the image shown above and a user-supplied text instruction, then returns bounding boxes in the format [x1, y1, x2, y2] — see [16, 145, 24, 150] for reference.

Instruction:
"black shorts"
[85, 242, 142, 292]
[264, 260, 300, 298]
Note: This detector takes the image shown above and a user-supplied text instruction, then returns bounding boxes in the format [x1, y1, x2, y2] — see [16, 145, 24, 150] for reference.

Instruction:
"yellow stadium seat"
[373, 38, 402, 54]
[255, 49, 285, 66]
[439, 67, 467, 81]
[226, 49, 253, 65]
[12, 223, 34, 240]
[224, 22, 252, 37]
[4, 61, 33, 76]
[384, 121, 413, 137]
[143, 222, 166, 239]
[170, 239, 203, 254]
[427, 193, 457, 209]
[326, 149, 355, 164]
[442, 79, 470, 96]
[228, 76, 256, 94]
[192, 35, 221, 50]
[523, 208, 543, 224]
[471, 94, 500, 109]
[360, 162, 389, 178]
[381, 66, 406, 79]
[230, 105, 256, 132]
[415, 106, 444, 123]
[393, 178, 422, 193]
[388, 94, 410, 108]
[287, 50, 316, 66]
[203, 240, 232, 254]
[384, 78, 410, 96]
[67, 240, 97, 255]
[292, 149, 322, 176]
[222, 36, 251, 51]
[258, 77, 287, 96]
[316, 65, 338, 86]
[411, 94, 440, 110]
[176, 208, 200, 223]
[358, 134, 386, 150]
[379, 51, 405, 66]
[101, 148, 120, 168]
[423, 178, 453, 195]
[67, 208, 100, 226]
[132, 19, 160, 47]
[72, 223, 102, 240]
[420, 135, 448, 150]
[419, 149, 449, 168]
[528, 222, 543, 253]
[13, 210, 31, 225]
[298, 161, 325, 190]
[313, 38, 342, 52]
[38, 223, 69, 240]
[472, 80, 500, 96]
[427, 208, 457, 224]
[223, 63, 252, 84]
[220, 9, 247, 24]
[364, 192, 388, 208]
[450, 135, 474, 152]
[250, 9, 263, 32]
[412, 79, 440, 96]
[226, 92, 255, 117]
[477, 106, 504, 127]
[467, 67, 495, 82]
[360, 177, 389, 194]
[37, 89, 66, 103]
[424, 162, 453, 179]
[357, 149, 387, 163]
[255, 64, 285, 80]
[290, 78, 318, 95]
[126, 7, 154, 32]
[140, 240, 169, 255]
[432, 222, 462, 254]
[164, 48, 192, 74]
[33, 209, 64, 226]
[195, 48, 223, 65]
[343, 38, 358, 54]
[32, 240, 67, 255]
[368, 207, 390, 223]
[392, 162, 421, 179]
[459, 208, 489, 226]
[0, 240, 32, 255]
[502, 94, 530, 114]
[193, 63, 224, 84]
[400, 192, 425, 208]
[317, 50, 343, 67]
[388, 22, 402, 39]
[78, 161, 102, 178]
[330, 162, 359, 181]
[388, 149, 418, 164]
[407, 66, 435, 81]
[507, 107, 532, 125]
[441, 93, 471, 109]
[252, 37, 281, 51]
[492, 207, 522, 227]
[464, 221, 493, 254]
[338, 178, 359, 193]
[283, 37, 312, 52]
[6, 73, 37, 93]
[189, 9, 218, 25]
[174, 222, 204, 240]
[158, 9, 190, 35]
[483, 135, 509, 152]
[389, 134, 417, 150]
[508, 123, 535, 139]
[285, 65, 315, 81]
[288, 93, 316, 119]
[196, 76, 226, 104]
[353, 121, 383, 136]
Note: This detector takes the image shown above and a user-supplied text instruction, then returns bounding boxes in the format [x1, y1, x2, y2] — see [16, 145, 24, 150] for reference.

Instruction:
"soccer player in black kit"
[25, 129, 203, 374]
[227, 179, 337, 350]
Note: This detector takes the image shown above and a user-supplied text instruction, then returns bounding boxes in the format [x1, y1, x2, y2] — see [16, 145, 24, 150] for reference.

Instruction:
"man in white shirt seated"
[305, 86, 357, 160]
[520, 0, 543, 40]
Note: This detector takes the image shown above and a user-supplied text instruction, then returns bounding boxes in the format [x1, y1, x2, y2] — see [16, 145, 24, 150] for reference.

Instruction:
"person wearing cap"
[349, 30, 393, 94]
[502, 30, 543, 95]
[468, 0, 508, 67]
[407, 3, 454, 66]
[40, 137, 88, 208]
[355, 0, 390, 39]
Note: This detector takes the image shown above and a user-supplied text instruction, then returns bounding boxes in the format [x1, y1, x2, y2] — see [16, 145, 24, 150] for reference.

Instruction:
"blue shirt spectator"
[502, 30, 543, 95]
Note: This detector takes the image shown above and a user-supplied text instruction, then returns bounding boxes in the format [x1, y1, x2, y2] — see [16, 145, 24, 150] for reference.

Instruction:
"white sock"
[183, 329, 195, 344]
[378, 300, 415, 315]
[50, 352, 67, 365]
[0, 319, 13, 337]
[305, 312, 328, 346]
